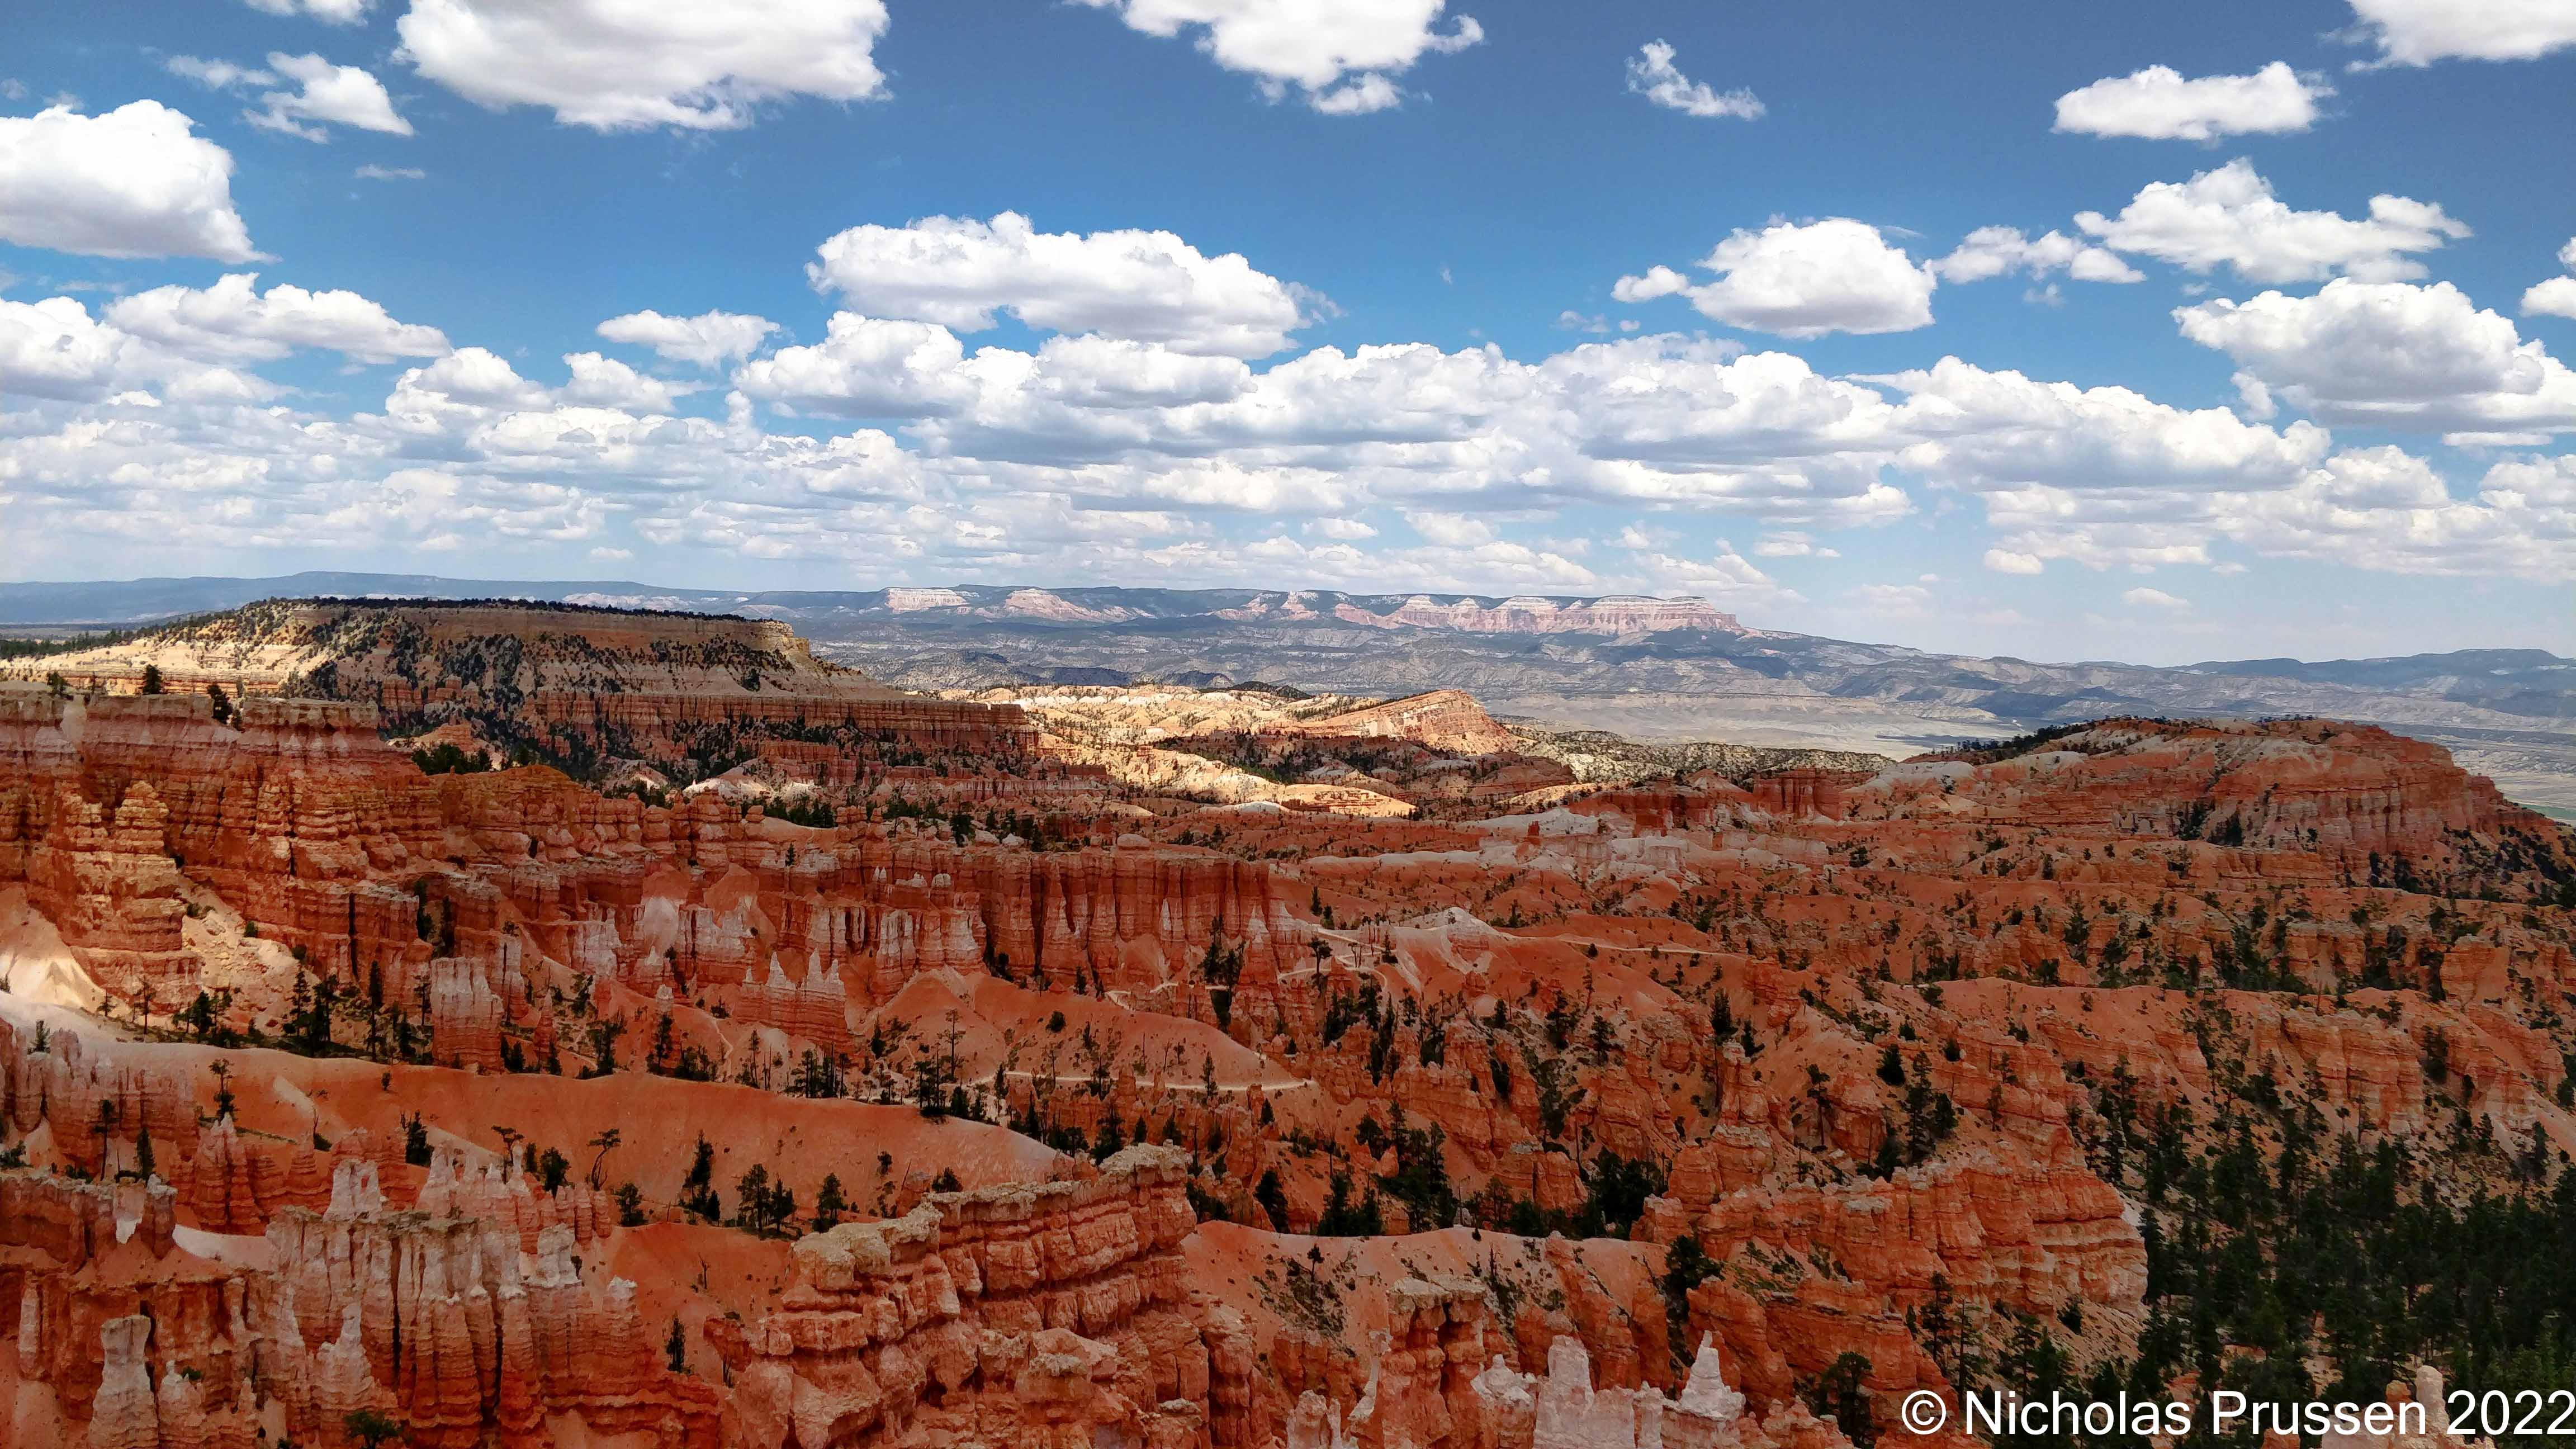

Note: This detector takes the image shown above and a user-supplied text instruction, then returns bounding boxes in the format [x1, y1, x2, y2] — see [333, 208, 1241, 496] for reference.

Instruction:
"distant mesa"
[0, 596, 1034, 777]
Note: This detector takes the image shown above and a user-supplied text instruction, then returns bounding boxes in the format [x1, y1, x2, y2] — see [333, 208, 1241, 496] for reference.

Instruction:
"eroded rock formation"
[2, 609, 2569, 1449]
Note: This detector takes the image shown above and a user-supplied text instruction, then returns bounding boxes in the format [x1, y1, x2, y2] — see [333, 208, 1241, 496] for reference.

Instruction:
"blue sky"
[2, 0, 2572, 664]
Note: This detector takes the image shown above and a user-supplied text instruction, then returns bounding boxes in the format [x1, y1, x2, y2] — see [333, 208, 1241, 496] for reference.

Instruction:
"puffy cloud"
[1636, 543, 1803, 608]
[1616, 219, 1936, 338]
[2528, 278, 2576, 320]
[2052, 63, 2329, 140]
[1405, 510, 1494, 546]
[1001, 335, 1253, 410]
[560, 352, 686, 413]
[1625, 40, 1764, 120]
[2176, 279, 2576, 435]
[106, 273, 449, 363]
[1931, 226, 2143, 285]
[916, 337, 1517, 468]
[808, 212, 1317, 358]
[1957, 434, 2575, 583]
[1609, 266, 1689, 302]
[1852, 581, 1934, 616]
[1069, 0, 1481, 113]
[2075, 158, 2468, 283]
[1886, 357, 2332, 494]
[1066, 459, 1353, 514]
[2524, 239, 2576, 320]
[598, 309, 779, 367]
[240, 0, 373, 21]
[391, 345, 547, 414]
[394, 0, 889, 131]
[352, 468, 612, 551]
[2123, 586, 2190, 608]
[166, 56, 278, 90]
[1308, 73, 1402, 115]
[2208, 449, 2573, 577]
[0, 102, 262, 262]
[731, 313, 977, 418]
[1549, 342, 1903, 470]
[247, 53, 413, 140]
[2297, 445, 2453, 508]
[0, 296, 266, 402]
[2481, 453, 2576, 508]
[2343, 0, 2576, 65]
[1754, 531, 1839, 558]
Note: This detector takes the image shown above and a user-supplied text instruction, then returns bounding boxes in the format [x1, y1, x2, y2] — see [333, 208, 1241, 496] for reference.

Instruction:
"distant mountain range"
[0, 573, 1747, 635]
[6, 571, 2569, 813]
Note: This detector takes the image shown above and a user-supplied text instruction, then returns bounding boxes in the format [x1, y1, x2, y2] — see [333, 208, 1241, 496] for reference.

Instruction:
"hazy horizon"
[5, 567, 2572, 674]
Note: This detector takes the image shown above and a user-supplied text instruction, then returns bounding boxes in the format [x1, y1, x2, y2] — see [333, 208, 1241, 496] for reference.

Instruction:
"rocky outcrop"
[17, 779, 194, 1003]
[15, 599, 1035, 762]
[735, 952, 852, 1049]
[250, 1199, 716, 1447]
[1281, 690, 1519, 755]
[1285, 1330, 1848, 1449]
[1665, 1150, 2144, 1315]
[1915, 719, 2572, 887]
[425, 956, 505, 1071]
[713, 1144, 1207, 1449]
[2, 1019, 199, 1177]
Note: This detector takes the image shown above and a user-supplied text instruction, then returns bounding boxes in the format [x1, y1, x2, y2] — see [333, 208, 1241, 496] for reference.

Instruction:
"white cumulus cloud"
[0, 296, 268, 402]
[1637, 543, 1803, 609]
[241, 0, 373, 21]
[0, 102, 263, 262]
[1070, 0, 1481, 113]
[1616, 218, 1936, 338]
[1754, 531, 1838, 558]
[807, 212, 1318, 358]
[248, 53, 413, 140]
[598, 309, 780, 368]
[2523, 238, 2576, 320]
[2076, 158, 2469, 283]
[2176, 278, 2576, 437]
[1887, 356, 2333, 494]
[2343, 0, 2576, 65]
[560, 351, 686, 413]
[105, 273, 449, 363]
[395, 0, 889, 131]
[167, 56, 278, 91]
[1932, 226, 2144, 285]
[731, 312, 977, 418]
[1625, 40, 1764, 120]
[2053, 63, 2329, 140]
